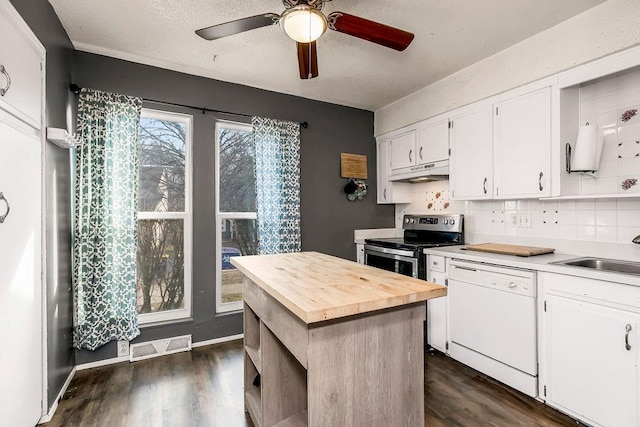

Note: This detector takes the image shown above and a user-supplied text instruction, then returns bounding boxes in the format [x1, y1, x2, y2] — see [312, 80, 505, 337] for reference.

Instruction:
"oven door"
[364, 245, 418, 278]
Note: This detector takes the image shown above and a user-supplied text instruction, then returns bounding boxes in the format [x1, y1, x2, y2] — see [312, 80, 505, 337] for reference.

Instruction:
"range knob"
[443, 219, 449, 225]
[409, 218, 415, 224]
[450, 219, 455, 225]
[404, 218, 410, 224]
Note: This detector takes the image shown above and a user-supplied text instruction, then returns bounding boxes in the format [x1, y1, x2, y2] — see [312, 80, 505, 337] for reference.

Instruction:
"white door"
[0, 111, 42, 426]
[376, 139, 391, 204]
[426, 270, 447, 353]
[546, 294, 638, 427]
[389, 130, 416, 171]
[494, 87, 551, 198]
[416, 120, 448, 166]
[449, 107, 493, 199]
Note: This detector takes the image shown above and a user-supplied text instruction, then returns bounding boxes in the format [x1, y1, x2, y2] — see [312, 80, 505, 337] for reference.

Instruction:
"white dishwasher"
[448, 259, 538, 397]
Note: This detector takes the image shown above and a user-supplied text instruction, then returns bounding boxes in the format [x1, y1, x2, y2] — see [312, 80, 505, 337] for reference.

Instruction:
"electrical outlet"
[510, 213, 532, 228]
[117, 340, 129, 357]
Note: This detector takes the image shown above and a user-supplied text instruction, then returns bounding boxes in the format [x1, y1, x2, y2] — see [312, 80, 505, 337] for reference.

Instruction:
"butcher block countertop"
[231, 251, 446, 324]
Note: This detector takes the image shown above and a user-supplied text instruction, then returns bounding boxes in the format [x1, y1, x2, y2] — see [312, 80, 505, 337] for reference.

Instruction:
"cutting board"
[464, 243, 555, 257]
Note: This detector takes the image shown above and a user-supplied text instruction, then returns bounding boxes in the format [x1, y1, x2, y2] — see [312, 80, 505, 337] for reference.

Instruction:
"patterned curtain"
[72, 89, 142, 350]
[252, 117, 301, 254]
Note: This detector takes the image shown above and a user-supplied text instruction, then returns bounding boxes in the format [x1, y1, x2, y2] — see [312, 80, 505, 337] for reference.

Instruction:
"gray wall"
[73, 52, 395, 364]
[9, 0, 75, 412]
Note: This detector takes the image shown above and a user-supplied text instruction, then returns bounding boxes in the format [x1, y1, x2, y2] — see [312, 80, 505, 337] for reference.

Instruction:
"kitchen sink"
[551, 257, 640, 276]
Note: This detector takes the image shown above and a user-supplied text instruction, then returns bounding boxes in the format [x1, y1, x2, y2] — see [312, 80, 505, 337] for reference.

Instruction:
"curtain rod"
[69, 84, 308, 129]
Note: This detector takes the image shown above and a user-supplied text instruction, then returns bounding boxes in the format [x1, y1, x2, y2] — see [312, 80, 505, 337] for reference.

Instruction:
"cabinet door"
[449, 107, 493, 199]
[389, 130, 416, 171]
[376, 138, 411, 204]
[0, 2, 44, 129]
[0, 112, 43, 427]
[416, 119, 448, 166]
[494, 87, 551, 198]
[546, 294, 638, 427]
[427, 269, 447, 353]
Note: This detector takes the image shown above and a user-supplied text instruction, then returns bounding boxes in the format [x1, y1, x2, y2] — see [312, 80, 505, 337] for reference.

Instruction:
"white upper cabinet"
[389, 130, 416, 171]
[416, 119, 449, 166]
[377, 138, 411, 204]
[449, 106, 493, 200]
[0, 1, 44, 129]
[494, 87, 551, 198]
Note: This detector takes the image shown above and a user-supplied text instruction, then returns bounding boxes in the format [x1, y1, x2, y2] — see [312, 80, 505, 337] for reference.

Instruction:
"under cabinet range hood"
[388, 159, 449, 183]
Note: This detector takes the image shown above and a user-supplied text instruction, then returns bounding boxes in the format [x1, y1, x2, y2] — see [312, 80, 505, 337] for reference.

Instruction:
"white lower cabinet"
[356, 243, 364, 264]
[426, 255, 448, 353]
[540, 272, 640, 427]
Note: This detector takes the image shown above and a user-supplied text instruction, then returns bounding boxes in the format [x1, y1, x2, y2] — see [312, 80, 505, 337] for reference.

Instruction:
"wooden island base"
[244, 277, 424, 427]
[233, 252, 446, 427]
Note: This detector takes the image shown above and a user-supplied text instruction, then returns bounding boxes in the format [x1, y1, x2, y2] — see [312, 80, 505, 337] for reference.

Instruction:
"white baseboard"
[192, 333, 243, 348]
[39, 366, 77, 424]
[75, 334, 244, 371]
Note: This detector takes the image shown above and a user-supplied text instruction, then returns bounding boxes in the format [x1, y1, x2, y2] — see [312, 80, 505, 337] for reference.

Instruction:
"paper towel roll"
[572, 124, 603, 171]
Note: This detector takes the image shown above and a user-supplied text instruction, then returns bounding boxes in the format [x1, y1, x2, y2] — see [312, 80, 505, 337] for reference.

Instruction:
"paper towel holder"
[565, 122, 600, 174]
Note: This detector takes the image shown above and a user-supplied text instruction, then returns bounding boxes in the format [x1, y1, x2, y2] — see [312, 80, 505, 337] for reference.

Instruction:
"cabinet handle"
[538, 172, 544, 191]
[409, 149, 412, 163]
[419, 146, 423, 160]
[383, 188, 387, 200]
[625, 324, 632, 351]
[0, 192, 10, 223]
[483, 177, 488, 194]
[0, 65, 11, 97]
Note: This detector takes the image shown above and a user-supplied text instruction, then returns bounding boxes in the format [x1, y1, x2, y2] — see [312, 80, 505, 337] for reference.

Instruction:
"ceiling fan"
[195, 0, 414, 79]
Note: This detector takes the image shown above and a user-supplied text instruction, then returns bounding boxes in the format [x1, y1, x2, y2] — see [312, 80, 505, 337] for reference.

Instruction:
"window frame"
[215, 120, 255, 313]
[137, 108, 193, 325]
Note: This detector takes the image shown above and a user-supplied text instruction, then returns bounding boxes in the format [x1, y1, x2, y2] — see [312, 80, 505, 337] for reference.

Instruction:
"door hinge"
[496, 187, 499, 197]
[448, 121, 453, 129]
[544, 300, 547, 312]
[445, 278, 448, 286]
[543, 385, 547, 397]
[496, 107, 499, 116]
[448, 148, 452, 156]
[451, 190, 455, 198]
[445, 341, 449, 350]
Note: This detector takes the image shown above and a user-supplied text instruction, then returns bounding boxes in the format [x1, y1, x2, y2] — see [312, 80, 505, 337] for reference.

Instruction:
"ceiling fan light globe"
[280, 5, 327, 43]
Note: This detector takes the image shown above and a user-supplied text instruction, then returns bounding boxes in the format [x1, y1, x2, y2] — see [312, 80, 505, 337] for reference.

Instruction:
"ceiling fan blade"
[297, 42, 318, 79]
[196, 13, 279, 40]
[327, 12, 414, 51]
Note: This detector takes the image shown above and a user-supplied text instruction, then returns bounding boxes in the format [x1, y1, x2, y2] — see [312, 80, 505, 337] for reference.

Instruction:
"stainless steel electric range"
[364, 214, 464, 280]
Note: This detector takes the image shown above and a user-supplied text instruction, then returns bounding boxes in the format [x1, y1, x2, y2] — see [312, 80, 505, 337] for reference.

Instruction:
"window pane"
[221, 219, 258, 304]
[137, 219, 185, 314]
[219, 127, 256, 212]
[138, 117, 186, 212]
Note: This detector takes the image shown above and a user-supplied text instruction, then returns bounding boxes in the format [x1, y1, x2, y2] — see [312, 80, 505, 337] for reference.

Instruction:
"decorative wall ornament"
[620, 178, 638, 191]
[621, 109, 637, 122]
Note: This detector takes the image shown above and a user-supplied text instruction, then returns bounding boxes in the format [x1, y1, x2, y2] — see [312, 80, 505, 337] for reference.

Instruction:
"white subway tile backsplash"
[594, 77, 618, 98]
[596, 226, 618, 242]
[597, 160, 618, 178]
[576, 210, 596, 225]
[577, 225, 596, 240]
[617, 199, 640, 209]
[618, 157, 640, 176]
[596, 177, 618, 194]
[617, 210, 640, 227]
[558, 225, 577, 240]
[595, 210, 617, 227]
[618, 226, 640, 243]
[576, 199, 596, 210]
[397, 181, 640, 246]
[558, 210, 577, 225]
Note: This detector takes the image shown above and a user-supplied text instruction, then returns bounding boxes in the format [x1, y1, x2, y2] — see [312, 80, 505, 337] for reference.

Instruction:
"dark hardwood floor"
[44, 340, 580, 427]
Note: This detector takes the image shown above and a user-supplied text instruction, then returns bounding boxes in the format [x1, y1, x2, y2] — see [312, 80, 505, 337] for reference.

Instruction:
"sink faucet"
[634, 235, 640, 244]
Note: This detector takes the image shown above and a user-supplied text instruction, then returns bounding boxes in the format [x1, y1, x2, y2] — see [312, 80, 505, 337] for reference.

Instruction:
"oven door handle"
[364, 244, 415, 258]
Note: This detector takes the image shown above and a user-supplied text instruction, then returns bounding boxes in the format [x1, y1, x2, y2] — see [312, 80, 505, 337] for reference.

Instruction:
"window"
[216, 121, 258, 312]
[136, 109, 192, 324]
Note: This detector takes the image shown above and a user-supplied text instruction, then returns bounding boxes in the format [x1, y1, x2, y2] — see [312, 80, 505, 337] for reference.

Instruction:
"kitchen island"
[231, 251, 447, 427]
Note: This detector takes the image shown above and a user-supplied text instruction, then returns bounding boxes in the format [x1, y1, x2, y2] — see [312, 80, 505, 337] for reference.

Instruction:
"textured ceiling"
[49, 0, 606, 111]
